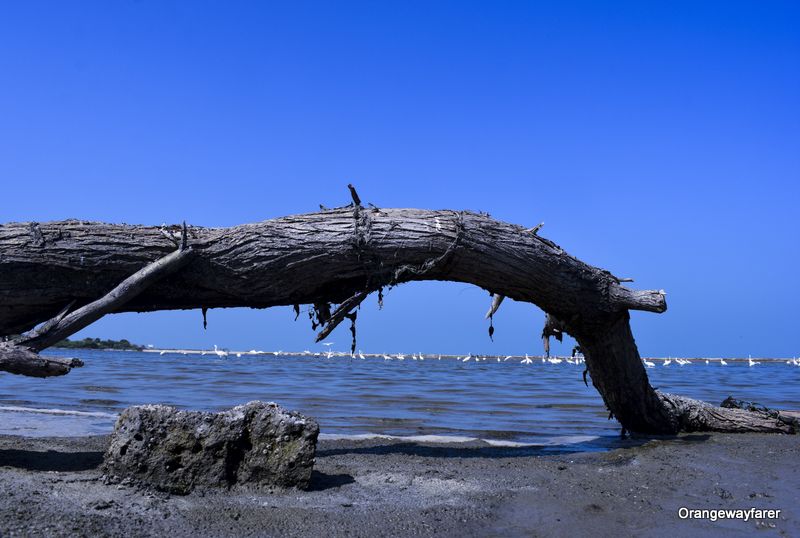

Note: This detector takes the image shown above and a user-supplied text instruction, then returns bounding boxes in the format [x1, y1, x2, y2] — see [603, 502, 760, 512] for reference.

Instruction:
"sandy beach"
[0, 432, 797, 537]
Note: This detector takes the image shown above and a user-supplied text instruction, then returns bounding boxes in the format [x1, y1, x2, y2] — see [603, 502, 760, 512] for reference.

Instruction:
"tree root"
[658, 392, 797, 434]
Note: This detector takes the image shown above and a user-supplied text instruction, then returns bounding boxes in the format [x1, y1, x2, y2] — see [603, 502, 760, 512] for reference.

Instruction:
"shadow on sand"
[0, 448, 104, 472]
[308, 470, 356, 491]
[0, 434, 713, 476]
[0, 446, 358, 493]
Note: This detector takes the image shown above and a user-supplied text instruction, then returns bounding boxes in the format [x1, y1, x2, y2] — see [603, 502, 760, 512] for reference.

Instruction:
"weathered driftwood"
[0, 199, 794, 435]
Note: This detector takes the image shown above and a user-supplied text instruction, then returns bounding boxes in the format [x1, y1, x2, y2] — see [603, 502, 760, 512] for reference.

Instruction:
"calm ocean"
[1, 350, 798, 450]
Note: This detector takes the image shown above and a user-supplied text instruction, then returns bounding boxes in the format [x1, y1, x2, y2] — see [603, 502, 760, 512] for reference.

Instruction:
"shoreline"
[43, 346, 800, 365]
[100, 348, 800, 363]
[1, 432, 797, 536]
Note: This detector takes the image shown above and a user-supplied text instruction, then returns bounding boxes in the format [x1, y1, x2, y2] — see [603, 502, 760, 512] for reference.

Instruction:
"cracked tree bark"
[0, 206, 795, 434]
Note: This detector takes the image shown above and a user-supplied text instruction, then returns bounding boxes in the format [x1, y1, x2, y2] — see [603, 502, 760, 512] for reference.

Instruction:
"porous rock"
[102, 401, 319, 494]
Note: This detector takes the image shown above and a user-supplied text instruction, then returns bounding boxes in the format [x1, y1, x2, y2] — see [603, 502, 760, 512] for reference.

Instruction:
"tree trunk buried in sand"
[0, 194, 795, 435]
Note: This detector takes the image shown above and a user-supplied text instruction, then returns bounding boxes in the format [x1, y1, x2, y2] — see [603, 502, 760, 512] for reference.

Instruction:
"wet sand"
[0, 433, 797, 537]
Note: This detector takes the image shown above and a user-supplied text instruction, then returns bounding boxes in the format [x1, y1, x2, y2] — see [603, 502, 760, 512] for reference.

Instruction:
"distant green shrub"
[54, 337, 144, 351]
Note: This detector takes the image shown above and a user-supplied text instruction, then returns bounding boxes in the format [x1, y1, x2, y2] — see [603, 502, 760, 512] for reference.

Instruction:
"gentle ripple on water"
[0, 350, 798, 450]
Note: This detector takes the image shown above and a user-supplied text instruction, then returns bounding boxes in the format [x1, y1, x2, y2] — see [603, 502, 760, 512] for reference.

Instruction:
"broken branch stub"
[0, 342, 83, 377]
[315, 291, 369, 343]
[485, 293, 505, 319]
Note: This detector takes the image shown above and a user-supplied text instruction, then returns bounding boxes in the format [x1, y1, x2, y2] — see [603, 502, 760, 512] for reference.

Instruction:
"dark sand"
[0, 433, 797, 537]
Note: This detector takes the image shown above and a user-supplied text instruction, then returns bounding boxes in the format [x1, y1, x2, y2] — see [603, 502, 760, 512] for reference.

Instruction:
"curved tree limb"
[0, 208, 791, 435]
[0, 209, 663, 335]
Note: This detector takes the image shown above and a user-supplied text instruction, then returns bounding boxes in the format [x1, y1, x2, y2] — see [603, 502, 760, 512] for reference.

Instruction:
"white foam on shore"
[319, 433, 477, 444]
[318, 432, 601, 447]
[0, 406, 118, 437]
[0, 405, 118, 419]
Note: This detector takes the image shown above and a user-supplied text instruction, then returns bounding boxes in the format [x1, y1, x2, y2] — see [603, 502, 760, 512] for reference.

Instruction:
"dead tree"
[0, 193, 795, 435]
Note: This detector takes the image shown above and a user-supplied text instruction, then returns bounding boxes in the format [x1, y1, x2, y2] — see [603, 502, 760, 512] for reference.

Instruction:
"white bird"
[663, 358, 672, 367]
[748, 356, 760, 367]
[462, 355, 471, 362]
[358, 351, 366, 360]
[159, 350, 166, 356]
[521, 355, 533, 365]
[213, 345, 228, 358]
[643, 359, 655, 368]
[720, 359, 728, 366]
[382, 354, 391, 360]
[705, 359, 710, 364]
[503, 356, 513, 361]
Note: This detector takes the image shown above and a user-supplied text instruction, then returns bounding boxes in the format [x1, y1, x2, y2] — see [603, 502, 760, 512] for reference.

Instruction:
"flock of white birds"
[153, 346, 800, 368]
[642, 356, 800, 368]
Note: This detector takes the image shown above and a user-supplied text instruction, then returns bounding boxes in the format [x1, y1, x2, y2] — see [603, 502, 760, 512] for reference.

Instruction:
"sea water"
[1, 350, 798, 451]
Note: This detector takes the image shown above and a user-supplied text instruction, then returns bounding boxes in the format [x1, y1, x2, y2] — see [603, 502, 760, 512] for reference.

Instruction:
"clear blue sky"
[1, 1, 797, 357]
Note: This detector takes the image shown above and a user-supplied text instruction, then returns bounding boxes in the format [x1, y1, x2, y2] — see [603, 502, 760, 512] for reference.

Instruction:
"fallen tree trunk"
[0, 201, 795, 435]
